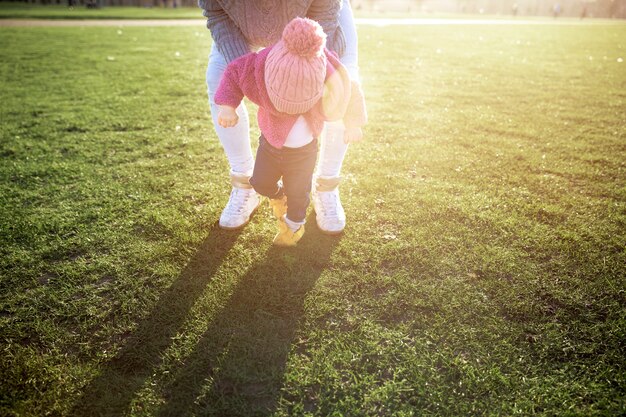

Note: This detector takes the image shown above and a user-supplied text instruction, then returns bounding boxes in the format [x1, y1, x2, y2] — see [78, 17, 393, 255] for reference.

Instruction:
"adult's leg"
[207, 44, 255, 175]
[206, 44, 259, 228]
[314, 0, 360, 233]
[318, 0, 360, 177]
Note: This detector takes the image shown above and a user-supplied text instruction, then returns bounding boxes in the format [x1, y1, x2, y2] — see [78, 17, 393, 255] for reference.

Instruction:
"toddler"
[215, 17, 366, 246]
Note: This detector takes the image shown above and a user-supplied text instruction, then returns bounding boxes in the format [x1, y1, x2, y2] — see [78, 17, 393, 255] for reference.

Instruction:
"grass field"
[1, 20, 625, 417]
[3, 3, 618, 22]
[0, 3, 203, 19]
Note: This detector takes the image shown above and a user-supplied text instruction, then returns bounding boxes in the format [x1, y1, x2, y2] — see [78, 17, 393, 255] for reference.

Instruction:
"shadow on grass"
[69, 222, 242, 416]
[154, 215, 340, 417]
[70, 216, 340, 416]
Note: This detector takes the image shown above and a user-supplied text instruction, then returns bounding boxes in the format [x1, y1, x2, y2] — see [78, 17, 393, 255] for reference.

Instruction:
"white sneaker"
[219, 173, 260, 230]
[312, 176, 345, 234]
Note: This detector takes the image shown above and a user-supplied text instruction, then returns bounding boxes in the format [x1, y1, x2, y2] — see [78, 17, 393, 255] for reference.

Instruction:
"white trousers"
[206, 0, 360, 178]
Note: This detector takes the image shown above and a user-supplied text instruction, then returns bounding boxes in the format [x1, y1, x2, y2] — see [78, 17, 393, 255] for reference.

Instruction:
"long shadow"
[70, 222, 242, 417]
[155, 215, 340, 417]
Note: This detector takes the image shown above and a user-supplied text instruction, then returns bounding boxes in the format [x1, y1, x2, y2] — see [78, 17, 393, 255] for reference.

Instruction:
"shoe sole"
[218, 200, 261, 230]
[314, 215, 345, 235]
[317, 226, 344, 235]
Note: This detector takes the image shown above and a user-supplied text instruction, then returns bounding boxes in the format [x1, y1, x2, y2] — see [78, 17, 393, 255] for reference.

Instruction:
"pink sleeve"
[343, 81, 368, 129]
[214, 53, 255, 108]
[324, 49, 367, 128]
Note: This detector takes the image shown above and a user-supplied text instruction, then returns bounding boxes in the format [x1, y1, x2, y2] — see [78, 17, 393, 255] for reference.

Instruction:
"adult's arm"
[306, 0, 346, 58]
[198, 0, 250, 63]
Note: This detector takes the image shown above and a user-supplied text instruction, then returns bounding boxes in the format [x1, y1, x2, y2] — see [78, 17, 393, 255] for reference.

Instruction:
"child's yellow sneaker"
[268, 195, 287, 219]
[273, 217, 305, 247]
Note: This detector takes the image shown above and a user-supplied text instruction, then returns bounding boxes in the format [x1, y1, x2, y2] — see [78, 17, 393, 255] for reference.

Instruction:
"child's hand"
[344, 127, 363, 144]
[218, 106, 239, 128]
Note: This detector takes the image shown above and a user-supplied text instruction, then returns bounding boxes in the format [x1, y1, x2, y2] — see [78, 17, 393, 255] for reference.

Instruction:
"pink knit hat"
[264, 17, 327, 115]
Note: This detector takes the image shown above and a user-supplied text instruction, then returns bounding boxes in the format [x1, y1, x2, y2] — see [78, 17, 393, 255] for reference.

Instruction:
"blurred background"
[353, 0, 626, 18]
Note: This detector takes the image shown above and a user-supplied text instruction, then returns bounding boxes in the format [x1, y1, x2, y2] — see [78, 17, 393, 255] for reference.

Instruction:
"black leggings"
[250, 135, 318, 223]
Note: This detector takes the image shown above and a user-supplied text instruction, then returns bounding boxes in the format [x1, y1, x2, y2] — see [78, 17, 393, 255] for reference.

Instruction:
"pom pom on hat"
[281, 17, 326, 59]
[265, 17, 328, 115]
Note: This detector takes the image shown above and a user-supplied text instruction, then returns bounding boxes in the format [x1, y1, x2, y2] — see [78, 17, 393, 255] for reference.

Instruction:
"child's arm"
[344, 126, 363, 144]
[214, 53, 256, 128]
[342, 81, 367, 144]
[321, 49, 367, 143]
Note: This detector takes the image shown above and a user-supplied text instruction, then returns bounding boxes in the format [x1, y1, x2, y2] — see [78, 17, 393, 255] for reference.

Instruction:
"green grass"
[2, 3, 616, 22]
[0, 3, 203, 19]
[1, 21, 625, 417]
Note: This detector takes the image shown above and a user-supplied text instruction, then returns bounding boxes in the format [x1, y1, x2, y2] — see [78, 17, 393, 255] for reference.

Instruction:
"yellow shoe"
[268, 195, 288, 219]
[273, 217, 305, 247]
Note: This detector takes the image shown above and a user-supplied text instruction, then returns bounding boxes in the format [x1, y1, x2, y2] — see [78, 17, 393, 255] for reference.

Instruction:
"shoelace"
[225, 188, 250, 215]
[318, 191, 338, 217]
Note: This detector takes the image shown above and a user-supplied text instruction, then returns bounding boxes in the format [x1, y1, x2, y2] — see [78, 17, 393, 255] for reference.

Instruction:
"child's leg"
[282, 140, 319, 226]
[271, 140, 317, 247]
[249, 136, 283, 200]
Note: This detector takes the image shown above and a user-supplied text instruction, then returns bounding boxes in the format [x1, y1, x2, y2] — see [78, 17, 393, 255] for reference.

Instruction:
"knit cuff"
[214, 96, 242, 110]
[216, 35, 251, 64]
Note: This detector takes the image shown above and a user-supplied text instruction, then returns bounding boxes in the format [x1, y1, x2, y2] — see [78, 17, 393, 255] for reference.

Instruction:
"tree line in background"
[1, 0, 625, 18]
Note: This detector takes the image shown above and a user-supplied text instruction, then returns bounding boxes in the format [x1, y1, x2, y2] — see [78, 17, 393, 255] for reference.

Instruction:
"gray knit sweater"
[198, 0, 346, 63]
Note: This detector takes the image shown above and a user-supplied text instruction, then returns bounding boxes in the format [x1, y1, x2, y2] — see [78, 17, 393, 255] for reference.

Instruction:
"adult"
[200, 0, 362, 234]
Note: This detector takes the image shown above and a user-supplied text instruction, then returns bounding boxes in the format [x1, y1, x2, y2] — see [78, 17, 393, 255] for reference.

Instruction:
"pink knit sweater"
[214, 46, 367, 149]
